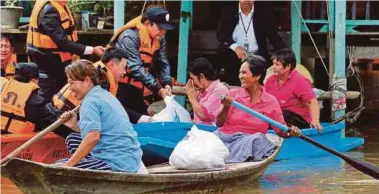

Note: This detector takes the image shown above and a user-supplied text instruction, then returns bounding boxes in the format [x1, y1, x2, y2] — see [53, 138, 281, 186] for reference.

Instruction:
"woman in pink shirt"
[216, 55, 300, 163]
[264, 49, 322, 131]
[185, 58, 229, 125]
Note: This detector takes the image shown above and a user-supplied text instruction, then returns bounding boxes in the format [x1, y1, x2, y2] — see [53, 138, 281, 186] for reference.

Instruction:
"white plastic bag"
[169, 125, 230, 169]
[153, 96, 191, 122]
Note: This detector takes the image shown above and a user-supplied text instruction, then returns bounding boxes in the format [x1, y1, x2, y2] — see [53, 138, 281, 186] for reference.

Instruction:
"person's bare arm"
[216, 96, 232, 127]
[309, 99, 323, 131]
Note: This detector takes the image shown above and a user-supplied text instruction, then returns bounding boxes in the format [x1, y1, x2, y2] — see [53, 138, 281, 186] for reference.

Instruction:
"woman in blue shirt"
[57, 59, 143, 172]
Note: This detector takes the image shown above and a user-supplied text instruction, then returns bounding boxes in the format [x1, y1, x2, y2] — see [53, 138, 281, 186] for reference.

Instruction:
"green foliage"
[94, 1, 113, 18]
[67, 0, 96, 13]
[5, 0, 18, 7]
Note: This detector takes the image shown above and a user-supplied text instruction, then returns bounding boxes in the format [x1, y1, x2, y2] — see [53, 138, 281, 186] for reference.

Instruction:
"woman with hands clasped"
[185, 58, 229, 125]
[214, 55, 301, 163]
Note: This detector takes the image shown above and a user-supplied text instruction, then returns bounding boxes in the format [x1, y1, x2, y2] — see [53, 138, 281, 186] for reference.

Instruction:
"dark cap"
[15, 63, 48, 80]
[144, 6, 175, 31]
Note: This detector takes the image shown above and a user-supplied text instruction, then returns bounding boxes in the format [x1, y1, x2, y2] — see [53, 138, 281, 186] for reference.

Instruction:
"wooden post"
[291, 0, 302, 63]
[114, 0, 125, 32]
[332, 0, 347, 137]
[176, 0, 193, 105]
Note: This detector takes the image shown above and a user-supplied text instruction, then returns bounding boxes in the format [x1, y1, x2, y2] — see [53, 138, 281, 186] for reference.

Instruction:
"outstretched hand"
[310, 120, 323, 132]
[93, 46, 105, 57]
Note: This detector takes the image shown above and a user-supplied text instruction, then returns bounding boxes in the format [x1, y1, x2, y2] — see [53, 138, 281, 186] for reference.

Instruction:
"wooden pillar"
[176, 0, 193, 105]
[291, 0, 302, 62]
[331, 0, 347, 136]
[114, 0, 125, 32]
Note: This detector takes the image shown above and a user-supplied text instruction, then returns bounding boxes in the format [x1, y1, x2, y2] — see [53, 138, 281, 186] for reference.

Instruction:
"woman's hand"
[185, 80, 199, 100]
[310, 120, 323, 132]
[221, 95, 233, 109]
[61, 111, 80, 132]
[287, 126, 301, 137]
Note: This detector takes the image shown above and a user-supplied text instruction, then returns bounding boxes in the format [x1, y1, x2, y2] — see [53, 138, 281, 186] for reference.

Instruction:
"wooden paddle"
[0, 106, 80, 165]
[229, 99, 379, 180]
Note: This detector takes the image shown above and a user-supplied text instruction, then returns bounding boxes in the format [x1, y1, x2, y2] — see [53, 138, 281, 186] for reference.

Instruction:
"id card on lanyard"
[244, 36, 249, 52]
[239, 13, 252, 52]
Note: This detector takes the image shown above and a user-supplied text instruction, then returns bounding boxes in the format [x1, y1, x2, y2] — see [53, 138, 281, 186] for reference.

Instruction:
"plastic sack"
[169, 125, 230, 169]
[153, 96, 191, 122]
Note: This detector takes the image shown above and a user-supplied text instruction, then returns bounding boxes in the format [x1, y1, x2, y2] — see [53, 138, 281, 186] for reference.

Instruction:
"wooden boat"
[1, 133, 69, 164]
[1, 135, 282, 194]
[1, 121, 364, 164]
[134, 122, 364, 161]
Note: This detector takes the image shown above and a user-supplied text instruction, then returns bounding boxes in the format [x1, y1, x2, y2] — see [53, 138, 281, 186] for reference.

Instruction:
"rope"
[141, 0, 148, 15]
[347, 46, 356, 74]
[140, 0, 166, 15]
[293, 1, 330, 76]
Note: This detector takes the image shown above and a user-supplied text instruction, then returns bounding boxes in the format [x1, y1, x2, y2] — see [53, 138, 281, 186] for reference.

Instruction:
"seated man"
[47, 47, 153, 137]
[264, 49, 322, 131]
[1, 63, 72, 134]
[263, 63, 313, 85]
[1, 34, 17, 78]
[216, 0, 286, 86]
[185, 58, 229, 125]
[57, 60, 143, 172]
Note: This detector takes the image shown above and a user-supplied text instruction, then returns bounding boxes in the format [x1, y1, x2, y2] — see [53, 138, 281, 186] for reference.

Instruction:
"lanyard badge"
[244, 36, 249, 52]
[239, 13, 252, 52]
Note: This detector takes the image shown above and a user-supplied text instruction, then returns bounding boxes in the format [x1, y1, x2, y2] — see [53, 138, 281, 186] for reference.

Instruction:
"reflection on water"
[233, 111, 379, 194]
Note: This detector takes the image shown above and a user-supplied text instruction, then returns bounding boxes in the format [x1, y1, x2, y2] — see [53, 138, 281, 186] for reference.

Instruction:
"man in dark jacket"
[27, 0, 105, 103]
[216, 0, 286, 85]
[108, 6, 175, 114]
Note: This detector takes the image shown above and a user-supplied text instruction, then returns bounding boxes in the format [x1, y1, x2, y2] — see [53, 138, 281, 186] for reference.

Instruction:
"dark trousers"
[28, 51, 69, 103]
[282, 110, 310, 129]
[117, 83, 150, 115]
[44, 103, 76, 138]
[39, 76, 67, 104]
[216, 46, 268, 86]
[216, 45, 243, 86]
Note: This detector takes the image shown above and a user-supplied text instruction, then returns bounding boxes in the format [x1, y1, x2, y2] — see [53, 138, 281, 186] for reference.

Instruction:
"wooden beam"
[172, 86, 360, 100]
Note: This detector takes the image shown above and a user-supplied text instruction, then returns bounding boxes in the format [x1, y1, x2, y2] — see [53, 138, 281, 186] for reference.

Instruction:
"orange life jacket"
[27, 0, 78, 63]
[52, 61, 118, 112]
[2, 53, 17, 79]
[108, 16, 161, 104]
[1, 77, 37, 134]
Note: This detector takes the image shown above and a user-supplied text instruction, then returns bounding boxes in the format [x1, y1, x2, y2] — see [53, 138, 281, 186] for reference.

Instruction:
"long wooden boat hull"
[134, 122, 364, 161]
[0, 122, 364, 164]
[1, 136, 282, 194]
[1, 133, 69, 164]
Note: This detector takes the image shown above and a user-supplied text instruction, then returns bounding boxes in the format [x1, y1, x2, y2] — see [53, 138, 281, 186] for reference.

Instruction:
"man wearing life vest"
[27, 0, 105, 104]
[108, 6, 175, 114]
[1, 34, 17, 79]
[1, 63, 71, 135]
[46, 48, 152, 137]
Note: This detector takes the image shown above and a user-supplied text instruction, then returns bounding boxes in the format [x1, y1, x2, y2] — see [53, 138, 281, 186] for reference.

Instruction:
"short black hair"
[101, 47, 129, 64]
[272, 49, 297, 70]
[188, 57, 217, 81]
[1, 34, 14, 47]
[242, 55, 267, 78]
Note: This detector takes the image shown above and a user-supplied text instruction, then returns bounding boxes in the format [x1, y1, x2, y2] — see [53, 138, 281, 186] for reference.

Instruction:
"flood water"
[232, 110, 379, 194]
